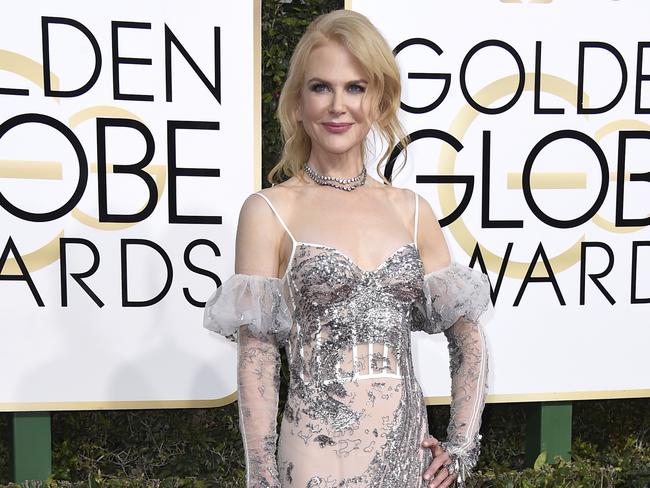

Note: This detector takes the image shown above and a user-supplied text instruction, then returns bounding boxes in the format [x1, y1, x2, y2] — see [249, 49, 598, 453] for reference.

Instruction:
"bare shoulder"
[377, 183, 418, 221]
[372, 183, 441, 224]
[238, 177, 309, 247]
[383, 184, 414, 201]
[238, 188, 270, 220]
[411, 189, 439, 223]
[410, 190, 451, 271]
[235, 188, 291, 276]
[237, 193, 276, 250]
[255, 176, 307, 211]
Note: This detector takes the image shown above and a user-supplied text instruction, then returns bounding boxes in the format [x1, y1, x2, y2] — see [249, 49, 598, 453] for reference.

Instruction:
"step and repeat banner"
[349, 0, 650, 403]
[0, 1, 259, 410]
[2, 0, 648, 411]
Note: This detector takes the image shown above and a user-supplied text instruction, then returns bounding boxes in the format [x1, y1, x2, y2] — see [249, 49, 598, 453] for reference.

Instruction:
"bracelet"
[440, 444, 470, 487]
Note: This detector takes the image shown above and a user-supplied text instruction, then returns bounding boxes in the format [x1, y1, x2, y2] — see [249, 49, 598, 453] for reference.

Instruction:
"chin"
[314, 138, 365, 156]
[324, 142, 358, 153]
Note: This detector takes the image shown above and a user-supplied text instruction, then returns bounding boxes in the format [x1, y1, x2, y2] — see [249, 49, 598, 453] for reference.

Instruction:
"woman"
[204, 9, 490, 488]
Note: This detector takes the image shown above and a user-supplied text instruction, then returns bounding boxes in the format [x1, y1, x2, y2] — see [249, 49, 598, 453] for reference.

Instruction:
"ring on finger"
[443, 462, 456, 475]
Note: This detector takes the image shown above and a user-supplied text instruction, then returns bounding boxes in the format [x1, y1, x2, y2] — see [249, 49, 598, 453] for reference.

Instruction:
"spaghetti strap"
[252, 192, 296, 244]
[413, 192, 420, 250]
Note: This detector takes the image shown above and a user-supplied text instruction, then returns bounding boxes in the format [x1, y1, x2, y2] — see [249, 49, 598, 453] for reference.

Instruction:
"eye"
[347, 83, 366, 94]
[309, 82, 330, 93]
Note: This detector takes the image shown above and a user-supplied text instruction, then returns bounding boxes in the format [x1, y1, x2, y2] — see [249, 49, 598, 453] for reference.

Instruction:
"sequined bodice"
[283, 242, 424, 388]
[275, 240, 435, 484]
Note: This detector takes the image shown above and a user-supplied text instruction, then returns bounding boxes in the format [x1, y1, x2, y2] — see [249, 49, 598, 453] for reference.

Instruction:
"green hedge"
[1, 1, 649, 486]
[261, 0, 344, 181]
[1, 399, 649, 486]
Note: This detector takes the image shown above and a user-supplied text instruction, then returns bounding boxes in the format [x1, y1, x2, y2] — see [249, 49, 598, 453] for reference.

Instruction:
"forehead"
[303, 40, 367, 82]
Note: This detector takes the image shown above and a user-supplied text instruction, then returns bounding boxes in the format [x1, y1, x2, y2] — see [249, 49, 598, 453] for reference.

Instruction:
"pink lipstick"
[322, 122, 352, 133]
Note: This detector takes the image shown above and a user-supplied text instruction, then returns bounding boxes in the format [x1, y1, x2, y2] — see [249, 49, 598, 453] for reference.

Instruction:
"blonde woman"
[204, 9, 490, 488]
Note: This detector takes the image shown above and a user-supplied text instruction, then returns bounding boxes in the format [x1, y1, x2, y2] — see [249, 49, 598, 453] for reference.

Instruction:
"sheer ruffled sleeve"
[412, 262, 491, 486]
[203, 273, 292, 345]
[203, 273, 292, 488]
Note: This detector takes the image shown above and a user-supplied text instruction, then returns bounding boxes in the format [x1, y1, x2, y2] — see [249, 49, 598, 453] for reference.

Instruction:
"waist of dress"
[321, 371, 404, 385]
[288, 341, 406, 383]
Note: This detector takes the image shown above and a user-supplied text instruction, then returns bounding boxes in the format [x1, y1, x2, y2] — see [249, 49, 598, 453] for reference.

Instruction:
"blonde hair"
[268, 9, 409, 185]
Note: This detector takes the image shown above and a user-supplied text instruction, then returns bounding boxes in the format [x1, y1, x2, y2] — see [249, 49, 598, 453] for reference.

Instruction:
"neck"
[306, 148, 364, 179]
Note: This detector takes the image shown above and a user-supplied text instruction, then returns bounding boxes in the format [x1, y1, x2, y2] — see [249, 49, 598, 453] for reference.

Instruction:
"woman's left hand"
[421, 436, 457, 488]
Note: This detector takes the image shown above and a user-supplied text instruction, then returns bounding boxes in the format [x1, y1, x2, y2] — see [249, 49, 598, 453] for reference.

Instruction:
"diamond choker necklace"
[303, 162, 367, 191]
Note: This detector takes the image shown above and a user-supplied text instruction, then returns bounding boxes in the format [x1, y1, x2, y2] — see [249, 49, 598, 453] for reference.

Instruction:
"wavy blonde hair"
[268, 9, 409, 185]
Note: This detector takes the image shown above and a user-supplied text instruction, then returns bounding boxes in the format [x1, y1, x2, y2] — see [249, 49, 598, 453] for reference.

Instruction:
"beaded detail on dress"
[203, 191, 490, 487]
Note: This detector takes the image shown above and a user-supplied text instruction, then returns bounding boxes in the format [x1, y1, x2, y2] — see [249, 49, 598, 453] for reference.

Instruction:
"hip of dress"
[277, 376, 433, 487]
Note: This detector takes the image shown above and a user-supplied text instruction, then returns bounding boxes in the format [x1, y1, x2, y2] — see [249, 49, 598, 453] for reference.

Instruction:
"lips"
[322, 122, 353, 133]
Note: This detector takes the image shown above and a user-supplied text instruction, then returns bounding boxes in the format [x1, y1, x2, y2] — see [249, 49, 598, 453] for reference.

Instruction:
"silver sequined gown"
[204, 191, 490, 488]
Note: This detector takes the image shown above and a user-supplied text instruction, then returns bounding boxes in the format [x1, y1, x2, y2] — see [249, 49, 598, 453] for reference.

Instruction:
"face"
[296, 40, 376, 162]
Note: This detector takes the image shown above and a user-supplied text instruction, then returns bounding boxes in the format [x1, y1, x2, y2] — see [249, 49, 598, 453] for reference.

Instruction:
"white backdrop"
[2, 0, 648, 411]
[349, 0, 650, 403]
[0, 1, 258, 410]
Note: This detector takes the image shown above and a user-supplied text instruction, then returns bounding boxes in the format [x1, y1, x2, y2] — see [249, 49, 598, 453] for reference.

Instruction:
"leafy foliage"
[47, 406, 244, 485]
[261, 0, 343, 184]
[1, 389, 648, 486]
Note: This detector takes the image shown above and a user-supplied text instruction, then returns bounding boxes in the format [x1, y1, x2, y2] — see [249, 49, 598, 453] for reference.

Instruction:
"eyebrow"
[307, 77, 368, 85]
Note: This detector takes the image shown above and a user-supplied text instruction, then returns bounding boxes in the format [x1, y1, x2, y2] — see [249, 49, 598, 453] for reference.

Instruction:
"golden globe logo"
[387, 36, 650, 307]
[0, 16, 224, 309]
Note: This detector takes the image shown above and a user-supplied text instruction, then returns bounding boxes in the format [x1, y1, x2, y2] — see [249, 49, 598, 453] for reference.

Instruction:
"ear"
[368, 94, 381, 124]
[371, 103, 380, 123]
[363, 87, 380, 123]
[295, 100, 303, 122]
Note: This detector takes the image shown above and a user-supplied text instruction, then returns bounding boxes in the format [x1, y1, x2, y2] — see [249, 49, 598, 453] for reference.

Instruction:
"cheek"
[300, 94, 327, 121]
[355, 99, 375, 124]
[361, 93, 380, 123]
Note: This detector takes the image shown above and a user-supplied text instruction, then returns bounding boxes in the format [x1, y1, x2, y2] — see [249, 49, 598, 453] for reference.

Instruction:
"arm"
[236, 193, 286, 488]
[414, 194, 490, 487]
[441, 315, 488, 484]
[204, 193, 288, 487]
[237, 325, 282, 487]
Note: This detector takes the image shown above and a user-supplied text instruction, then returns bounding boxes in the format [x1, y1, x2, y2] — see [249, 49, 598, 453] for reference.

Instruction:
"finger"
[421, 436, 439, 448]
[427, 468, 447, 488]
[438, 472, 458, 488]
[431, 443, 447, 457]
[428, 467, 455, 488]
[422, 452, 451, 481]
[422, 437, 447, 458]
[434, 469, 458, 488]
[430, 470, 457, 488]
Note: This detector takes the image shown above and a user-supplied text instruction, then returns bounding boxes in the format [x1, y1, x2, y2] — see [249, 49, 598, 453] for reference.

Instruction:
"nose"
[329, 88, 345, 115]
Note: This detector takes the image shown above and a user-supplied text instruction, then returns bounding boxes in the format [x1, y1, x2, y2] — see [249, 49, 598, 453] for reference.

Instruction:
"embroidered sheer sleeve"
[203, 273, 291, 488]
[203, 273, 291, 344]
[412, 262, 491, 486]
